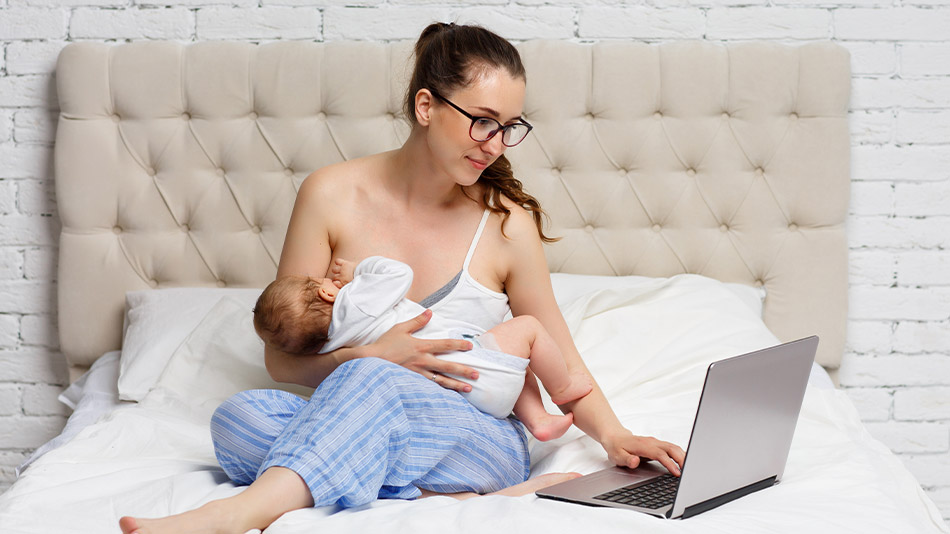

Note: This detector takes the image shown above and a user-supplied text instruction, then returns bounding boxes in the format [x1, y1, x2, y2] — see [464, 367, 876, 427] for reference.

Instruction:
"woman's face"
[427, 67, 527, 187]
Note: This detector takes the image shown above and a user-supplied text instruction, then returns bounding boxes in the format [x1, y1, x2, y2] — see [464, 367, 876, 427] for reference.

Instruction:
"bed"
[0, 39, 946, 533]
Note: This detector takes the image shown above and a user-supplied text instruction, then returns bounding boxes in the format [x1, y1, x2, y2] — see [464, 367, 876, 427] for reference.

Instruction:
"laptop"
[536, 336, 818, 519]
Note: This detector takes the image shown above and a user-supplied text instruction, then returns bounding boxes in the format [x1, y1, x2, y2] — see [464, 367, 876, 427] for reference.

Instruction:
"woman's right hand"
[371, 309, 479, 393]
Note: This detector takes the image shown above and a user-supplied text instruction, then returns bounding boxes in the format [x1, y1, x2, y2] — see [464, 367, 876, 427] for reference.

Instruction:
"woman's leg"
[122, 358, 530, 533]
[259, 357, 531, 507]
[210, 388, 306, 485]
[119, 466, 312, 534]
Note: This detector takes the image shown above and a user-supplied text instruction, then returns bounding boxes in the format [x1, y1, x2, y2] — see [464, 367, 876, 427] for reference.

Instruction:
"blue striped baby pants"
[210, 357, 531, 508]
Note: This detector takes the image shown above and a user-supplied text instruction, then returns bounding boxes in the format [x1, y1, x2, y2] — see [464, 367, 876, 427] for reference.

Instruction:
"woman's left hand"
[601, 431, 685, 477]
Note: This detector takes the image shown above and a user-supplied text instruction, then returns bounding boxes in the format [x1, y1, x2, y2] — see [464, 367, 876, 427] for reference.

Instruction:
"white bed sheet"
[1, 275, 946, 533]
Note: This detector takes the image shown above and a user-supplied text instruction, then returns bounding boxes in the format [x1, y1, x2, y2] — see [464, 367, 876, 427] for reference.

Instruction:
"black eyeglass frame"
[431, 91, 534, 147]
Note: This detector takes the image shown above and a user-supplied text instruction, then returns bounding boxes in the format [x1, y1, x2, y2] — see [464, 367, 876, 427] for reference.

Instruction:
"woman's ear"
[414, 88, 434, 126]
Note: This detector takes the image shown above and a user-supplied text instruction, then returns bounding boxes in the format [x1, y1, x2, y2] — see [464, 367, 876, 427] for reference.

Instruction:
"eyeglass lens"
[470, 118, 530, 147]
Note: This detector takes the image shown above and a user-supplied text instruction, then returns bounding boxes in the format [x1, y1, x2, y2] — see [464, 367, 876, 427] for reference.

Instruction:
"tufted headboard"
[55, 40, 850, 382]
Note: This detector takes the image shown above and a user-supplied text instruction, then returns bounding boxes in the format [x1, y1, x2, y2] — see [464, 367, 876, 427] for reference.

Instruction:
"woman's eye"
[474, 118, 496, 129]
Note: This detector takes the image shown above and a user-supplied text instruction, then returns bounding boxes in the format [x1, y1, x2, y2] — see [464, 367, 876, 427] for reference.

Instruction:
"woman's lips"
[467, 157, 488, 170]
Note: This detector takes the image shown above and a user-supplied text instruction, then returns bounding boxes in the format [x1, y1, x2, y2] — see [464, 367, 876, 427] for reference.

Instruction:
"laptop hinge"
[679, 475, 777, 519]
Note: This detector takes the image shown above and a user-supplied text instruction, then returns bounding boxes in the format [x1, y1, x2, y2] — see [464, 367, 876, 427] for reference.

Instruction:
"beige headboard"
[55, 40, 850, 381]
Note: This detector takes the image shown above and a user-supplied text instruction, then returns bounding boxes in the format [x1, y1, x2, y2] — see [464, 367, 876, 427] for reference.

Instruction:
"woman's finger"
[654, 450, 681, 476]
[430, 373, 472, 393]
[422, 337, 473, 354]
[429, 359, 479, 381]
[398, 310, 433, 334]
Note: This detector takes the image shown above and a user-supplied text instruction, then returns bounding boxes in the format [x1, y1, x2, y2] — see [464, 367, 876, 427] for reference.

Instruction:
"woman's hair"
[405, 22, 557, 243]
[253, 276, 333, 356]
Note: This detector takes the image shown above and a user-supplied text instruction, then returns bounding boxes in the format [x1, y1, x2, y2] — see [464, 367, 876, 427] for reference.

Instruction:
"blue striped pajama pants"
[209, 357, 531, 508]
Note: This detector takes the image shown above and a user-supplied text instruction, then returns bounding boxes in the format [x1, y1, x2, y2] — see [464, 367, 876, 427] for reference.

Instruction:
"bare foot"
[330, 258, 355, 285]
[548, 370, 593, 405]
[419, 472, 583, 501]
[489, 472, 583, 497]
[118, 501, 246, 534]
[522, 411, 575, 442]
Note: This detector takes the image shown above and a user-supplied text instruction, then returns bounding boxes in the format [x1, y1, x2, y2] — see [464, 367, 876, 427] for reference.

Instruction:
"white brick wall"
[0, 0, 948, 522]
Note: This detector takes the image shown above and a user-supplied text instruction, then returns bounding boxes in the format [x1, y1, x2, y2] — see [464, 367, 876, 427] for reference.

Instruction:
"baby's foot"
[330, 258, 356, 285]
[523, 411, 575, 442]
[548, 370, 593, 405]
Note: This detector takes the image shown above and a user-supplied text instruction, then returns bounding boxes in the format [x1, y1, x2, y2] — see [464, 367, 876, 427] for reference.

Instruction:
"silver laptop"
[536, 336, 818, 519]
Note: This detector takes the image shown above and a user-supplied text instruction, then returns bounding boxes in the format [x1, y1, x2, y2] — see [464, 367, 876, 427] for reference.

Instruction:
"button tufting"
[249, 111, 258, 120]
[619, 168, 628, 176]
[721, 112, 730, 119]
[652, 224, 662, 232]
[181, 112, 191, 120]
[180, 224, 189, 233]
[584, 225, 594, 233]
[112, 225, 122, 234]
[387, 112, 395, 121]
[686, 168, 696, 176]
[149, 279, 159, 288]
[755, 167, 764, 176]
[754, 279, 764, 288]
[284, 168, 293, 176]
[653, 112, 662, 120]
[585, 113, 594, 121]
[216, 280, 227, 288]
[551, 168, 561, 176]
[147, 167, 156, 177]
[720, 224, 728, 233]
[790, 112, 799, 120]
[111, 114, 121, 123]
[252, 226, 262, 234]
[788, 223, 799, 231]
[318, 112, 327, 120]
[216, 168, 225, 177]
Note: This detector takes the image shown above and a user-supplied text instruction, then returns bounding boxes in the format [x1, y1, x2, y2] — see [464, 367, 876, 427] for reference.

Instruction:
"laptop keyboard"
[593, 473, 680, 509]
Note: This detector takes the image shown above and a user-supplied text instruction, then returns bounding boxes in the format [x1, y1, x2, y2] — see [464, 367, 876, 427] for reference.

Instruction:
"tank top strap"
[462, 209, 491, 270]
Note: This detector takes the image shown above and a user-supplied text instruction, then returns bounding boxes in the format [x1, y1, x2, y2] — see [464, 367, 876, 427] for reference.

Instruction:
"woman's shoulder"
[298, 152, 390, 203]
[491, 194, 542, 243]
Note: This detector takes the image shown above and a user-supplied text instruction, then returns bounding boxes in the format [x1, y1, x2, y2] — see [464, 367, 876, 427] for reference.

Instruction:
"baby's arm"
[338, 256, 414, 317]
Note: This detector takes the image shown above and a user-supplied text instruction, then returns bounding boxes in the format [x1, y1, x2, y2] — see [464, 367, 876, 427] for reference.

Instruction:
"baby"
[254, 256, 593, 442]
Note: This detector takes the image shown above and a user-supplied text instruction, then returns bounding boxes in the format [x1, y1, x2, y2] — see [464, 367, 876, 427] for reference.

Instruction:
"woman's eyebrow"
[473, 105, 525, 123]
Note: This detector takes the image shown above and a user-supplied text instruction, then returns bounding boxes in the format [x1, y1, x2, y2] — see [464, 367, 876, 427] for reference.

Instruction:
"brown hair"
[405, 22, 557, 243]
[253, 276, 333, 356]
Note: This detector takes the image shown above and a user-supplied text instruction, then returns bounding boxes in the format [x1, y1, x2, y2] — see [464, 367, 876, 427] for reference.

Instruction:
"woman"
[120, 22, 684, 534]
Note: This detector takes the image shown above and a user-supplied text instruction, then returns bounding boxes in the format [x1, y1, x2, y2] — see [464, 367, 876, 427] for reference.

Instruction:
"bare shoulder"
[299, 155, 372, 199]
[297, 153, 389, 216]
[494, 195, 545, 245]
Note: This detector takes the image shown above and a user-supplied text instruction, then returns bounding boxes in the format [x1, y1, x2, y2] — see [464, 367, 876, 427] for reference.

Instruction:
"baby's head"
[253, 276, 341, 355]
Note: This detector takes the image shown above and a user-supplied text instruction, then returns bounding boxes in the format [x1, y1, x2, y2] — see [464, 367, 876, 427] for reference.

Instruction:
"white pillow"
[550, 273, 766, 316]
[146, 296, 313, 420]
[117, 277, 766, 402]
[119, 287, 264, 401]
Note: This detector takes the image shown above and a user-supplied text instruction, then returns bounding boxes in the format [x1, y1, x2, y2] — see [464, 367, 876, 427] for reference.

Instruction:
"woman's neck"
[387, 128, 469, 210]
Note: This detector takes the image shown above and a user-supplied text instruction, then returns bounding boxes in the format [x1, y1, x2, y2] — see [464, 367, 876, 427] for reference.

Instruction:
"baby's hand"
[330, 258, 356, 285]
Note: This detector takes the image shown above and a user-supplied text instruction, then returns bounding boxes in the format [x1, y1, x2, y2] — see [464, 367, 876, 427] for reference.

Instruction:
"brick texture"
[0, 0, 948, 524]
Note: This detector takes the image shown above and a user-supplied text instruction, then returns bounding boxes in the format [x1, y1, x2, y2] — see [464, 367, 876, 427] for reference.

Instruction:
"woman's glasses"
[432, 91, 533, 147]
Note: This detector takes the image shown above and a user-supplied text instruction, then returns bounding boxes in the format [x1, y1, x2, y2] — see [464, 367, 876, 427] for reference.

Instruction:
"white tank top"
[425, 209, 510, 332]
[320, 210, 511, 353]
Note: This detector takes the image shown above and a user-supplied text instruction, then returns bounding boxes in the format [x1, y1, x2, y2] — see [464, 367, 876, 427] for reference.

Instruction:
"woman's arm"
[499, 206, 685, 476]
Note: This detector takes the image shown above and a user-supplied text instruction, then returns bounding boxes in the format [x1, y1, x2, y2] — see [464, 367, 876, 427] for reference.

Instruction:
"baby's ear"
[318, 287, 336, 302]
[333, 280, 343, 288]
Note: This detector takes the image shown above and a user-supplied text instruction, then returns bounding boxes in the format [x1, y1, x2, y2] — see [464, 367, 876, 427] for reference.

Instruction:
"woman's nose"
[481, 132, 506, 156]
